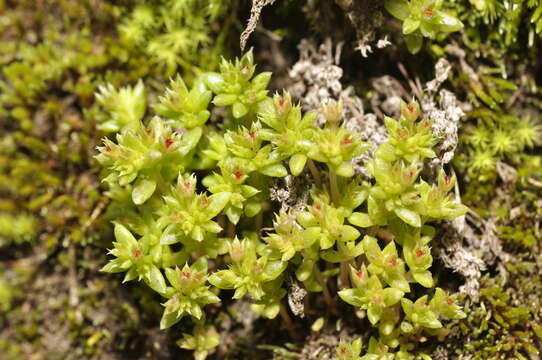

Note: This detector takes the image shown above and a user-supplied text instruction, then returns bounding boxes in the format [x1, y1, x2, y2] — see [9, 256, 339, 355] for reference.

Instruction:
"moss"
[0, 213, 38, 247]
[117, 0, 237, 77]
[447, 263, 542, 359]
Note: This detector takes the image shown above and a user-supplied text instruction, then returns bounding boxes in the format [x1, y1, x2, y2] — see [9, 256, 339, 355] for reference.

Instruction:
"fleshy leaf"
[132, 178, 157, 205]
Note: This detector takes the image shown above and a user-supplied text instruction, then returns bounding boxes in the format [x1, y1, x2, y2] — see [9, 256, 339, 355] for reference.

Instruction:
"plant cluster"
[431, 47, 542, 188]
[0, 1, 174, 358]
[0, 0, 148, 250]
[452, 0, 542, 49]
[455, 114, 541, 182]
[97, 51, 468, 359]
[0, 213, 38, 247]
[2, 0, 542, 358]
[446, 259, 542, 359]
[118, 0, 235, 76]
[385, 0, 464, 53]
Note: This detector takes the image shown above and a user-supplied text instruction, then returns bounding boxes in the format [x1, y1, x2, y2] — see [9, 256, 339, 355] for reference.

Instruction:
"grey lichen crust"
[422, 58, 465, 167]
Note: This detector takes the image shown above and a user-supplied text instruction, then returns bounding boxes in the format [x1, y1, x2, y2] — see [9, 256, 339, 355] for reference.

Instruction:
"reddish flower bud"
[401, 100, 420, 123]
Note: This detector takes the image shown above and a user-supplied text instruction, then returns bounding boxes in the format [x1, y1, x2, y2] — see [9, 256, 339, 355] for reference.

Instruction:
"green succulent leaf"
[348, 212, 374, 228]
[385, 0, 410, 20]
[412, 270, 434, 288]
[395, 207, 421, 227]
[145, 265, 167, 294]
[132, 178, 157, 205]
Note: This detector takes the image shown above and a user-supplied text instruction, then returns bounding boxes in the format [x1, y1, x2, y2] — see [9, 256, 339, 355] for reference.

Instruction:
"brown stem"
[227, 221, 236, 239]
[315, 267, 337, 314]
[376, 228, 394, 243]
[279, 303, 300, 341]
[339, 262, 350, 290]
[303, 295, 314, 316]
[218, 215, 226, 233]
[254, 209, 263, 232]
[307, 159, 322, 188]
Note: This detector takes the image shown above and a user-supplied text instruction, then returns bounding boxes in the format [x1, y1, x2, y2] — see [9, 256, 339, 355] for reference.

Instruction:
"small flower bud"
[401, 100, 420, 123]
[350, 264, 368, 289]
[274, 212, 294, 234]
[423, 6, 434, 19]
[199, 194, 210, 207]
[387, 256, 399, 267]
[321, 99, 343, 125]
[179, 264, 194, 287]
[274, 92, 293, 117]
[400, 165, 419, 188]
[437, 168, 455, 193]
[177, 174, 196, 197]
[229, 238, 245, 263]
[232, 170, 245, 183]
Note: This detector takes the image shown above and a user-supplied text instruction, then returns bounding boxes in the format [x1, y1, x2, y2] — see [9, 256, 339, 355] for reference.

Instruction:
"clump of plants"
[97, 51, 468, 359]
[5, 0, 542, 358]
[455, 114, 541, 182]
[446, 259, 542, 359]
[385, 0, 463, 53]
[437, 46, 542, 190]
[118, 0, 236, 76]
[0, 213, 38, 247]
[0, 2, 179, 358]
[453, 0, 542, 49]
[0, 0, 147, 252]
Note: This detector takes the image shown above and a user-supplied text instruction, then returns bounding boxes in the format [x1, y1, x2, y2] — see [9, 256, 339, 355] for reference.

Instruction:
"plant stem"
[307, 159, 322, 188]
[315, 266, 336, 314]
[339, 262, 350, 290]
[254, 209, 263, 232]
[304, 295, 314, 316]
[329, 168, 339, 206]
[376, 228, 394, 243]
[227, 221, 236, 239]
[218, 214, 226, 232]
[279, 303, 300, 340]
